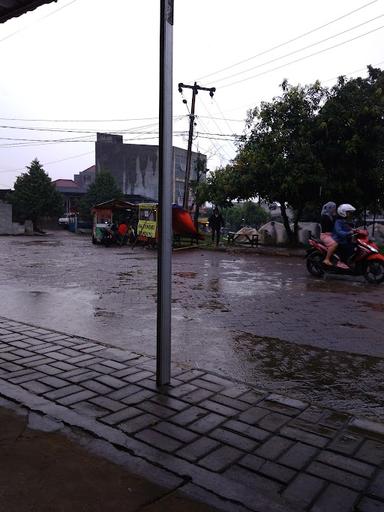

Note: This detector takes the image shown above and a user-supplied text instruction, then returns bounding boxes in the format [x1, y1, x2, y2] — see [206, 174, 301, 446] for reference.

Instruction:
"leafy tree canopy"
[315, 66, 384, 212]
[233, 80, 327, 243]
[79, 170, 123, 218]
[222, 201, 270, 231]
[197, 165, 239, 208]
[199, 67, 384, 244]
[10, 158, 63, 230]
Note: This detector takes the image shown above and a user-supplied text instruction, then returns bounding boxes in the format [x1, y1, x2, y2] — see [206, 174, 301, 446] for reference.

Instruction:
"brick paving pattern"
[1, 317, 384, 511]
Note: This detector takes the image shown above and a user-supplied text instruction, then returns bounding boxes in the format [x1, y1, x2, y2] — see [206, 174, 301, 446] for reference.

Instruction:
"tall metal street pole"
[157, 0, 174, 387]
[178, 82, 215, 211]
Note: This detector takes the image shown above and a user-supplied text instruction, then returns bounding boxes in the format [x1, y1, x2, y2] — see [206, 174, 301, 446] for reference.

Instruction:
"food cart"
[136, 203, 158, 245]
[136, 203, 202, 247]
[91, 199, 137, 245]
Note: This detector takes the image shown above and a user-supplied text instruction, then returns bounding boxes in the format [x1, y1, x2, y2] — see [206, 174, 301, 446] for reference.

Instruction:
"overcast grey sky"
[0, 0, 383, 188]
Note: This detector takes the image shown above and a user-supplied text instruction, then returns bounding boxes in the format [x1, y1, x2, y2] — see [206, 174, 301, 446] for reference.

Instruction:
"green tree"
[234, 81, 326, 244]
[196, 165, 237, 208]
[223, 202, 270, 231]
[11, 158, 63, 231]
[79, 170, 122, 219]
[315, 66, 384, 217]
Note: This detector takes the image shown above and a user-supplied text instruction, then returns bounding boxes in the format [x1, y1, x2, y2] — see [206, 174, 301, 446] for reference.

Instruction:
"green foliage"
[10, 159, 63, 230]
[199, 67, 384, 245]
[223, 202, 270, 231]
[233, 81, 326, 243]
[79, 171, 122, 219]
[315, 66, 384, 212]
[196, 165, 238, 208]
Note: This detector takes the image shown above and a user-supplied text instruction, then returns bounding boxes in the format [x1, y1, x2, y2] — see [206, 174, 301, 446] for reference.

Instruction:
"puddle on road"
[359, 301, 384, 312]
[199, 299, 230, 312]
[339, 322, 367, 329]
[305, 278, 371, 294]
[94, 308, 120, 319]
[11, 240, 62, 247]
[174, 271, 198, 278]
[233, 331, 384, 420]
[28, 290, 48, 297]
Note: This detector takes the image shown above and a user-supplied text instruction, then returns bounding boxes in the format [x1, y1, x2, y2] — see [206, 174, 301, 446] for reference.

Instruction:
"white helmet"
[337, 204, 356, 217]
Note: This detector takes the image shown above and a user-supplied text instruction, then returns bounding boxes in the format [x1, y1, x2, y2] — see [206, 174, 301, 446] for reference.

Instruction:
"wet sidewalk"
[0, 404, 217, 512]
[0, 316, 384, 512]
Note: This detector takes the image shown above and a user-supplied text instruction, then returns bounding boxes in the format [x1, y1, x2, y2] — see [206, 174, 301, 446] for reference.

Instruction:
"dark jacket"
[333, 218, 352, 244]
[209, 212, 224, 231]
[320, 214, 334, 233]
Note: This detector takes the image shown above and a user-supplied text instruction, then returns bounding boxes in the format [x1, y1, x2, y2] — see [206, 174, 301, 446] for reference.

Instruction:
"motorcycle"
[306, 229, 384, 284]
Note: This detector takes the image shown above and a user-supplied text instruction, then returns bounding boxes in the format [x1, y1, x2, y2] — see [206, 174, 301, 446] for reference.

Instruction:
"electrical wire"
[212, 98, 238, 137]
[221, 24, 384, 89]
[195, 113, 235, 163]
[205, 58, 384, 118]
[322, 59, 384, 83]
[197, 0, 378, 82]
[0, 0, 78, 44]
[0, 151, 94, 173]
[0, 115, 184, 123]
[212, 13, 384, 86]
[198, 115, 244, 122]
[199, 98, 236, 159]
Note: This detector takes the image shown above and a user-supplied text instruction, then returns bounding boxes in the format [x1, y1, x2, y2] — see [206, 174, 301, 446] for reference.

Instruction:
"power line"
[0, 0, 78, 44]
[204, 58, 384, 118]
[0, 151, 94, 174]
[213, 13, 384, 86]
[197, 0, 378, 82]
[198, 98, 235, 160]
[0, 130, 193, 148]
[221, 24, 384, 90]
[195, 114, 235, 164]
[198, 115, 244, 122]
[213, 97, 237, 137]
[322, 59, 384, 83]
[0, 115, 185, 123]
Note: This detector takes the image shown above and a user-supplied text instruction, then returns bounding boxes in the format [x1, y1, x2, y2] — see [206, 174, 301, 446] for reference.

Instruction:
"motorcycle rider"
[332, 204, 356, 264]
[320, 201, 338, 266]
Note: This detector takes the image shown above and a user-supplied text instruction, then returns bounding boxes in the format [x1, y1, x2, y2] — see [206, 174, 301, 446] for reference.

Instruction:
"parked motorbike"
[306, 229, 384, 284]
[99, 225, 135, 247]
[100, 226, 118, 247]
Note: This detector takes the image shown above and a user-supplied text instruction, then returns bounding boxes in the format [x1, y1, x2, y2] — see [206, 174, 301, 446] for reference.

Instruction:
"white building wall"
[0, 201, 12, 234]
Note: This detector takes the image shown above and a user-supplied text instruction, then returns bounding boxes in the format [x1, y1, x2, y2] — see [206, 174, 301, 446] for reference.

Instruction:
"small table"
[227, 232, 259, 247]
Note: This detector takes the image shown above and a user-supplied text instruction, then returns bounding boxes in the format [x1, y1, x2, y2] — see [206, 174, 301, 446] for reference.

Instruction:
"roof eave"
[0, 0, 57, 24]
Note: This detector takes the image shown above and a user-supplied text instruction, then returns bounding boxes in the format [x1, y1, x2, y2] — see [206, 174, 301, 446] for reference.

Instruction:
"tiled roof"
[52, 179, 81, 189]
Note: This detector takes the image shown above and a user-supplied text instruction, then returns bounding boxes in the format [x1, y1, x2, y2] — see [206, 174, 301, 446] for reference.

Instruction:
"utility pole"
[178, 82, 215, 210]
[193, 154, 207, 234]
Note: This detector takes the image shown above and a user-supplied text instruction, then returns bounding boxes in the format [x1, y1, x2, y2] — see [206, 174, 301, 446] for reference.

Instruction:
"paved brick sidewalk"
[0, 316, 384, 511]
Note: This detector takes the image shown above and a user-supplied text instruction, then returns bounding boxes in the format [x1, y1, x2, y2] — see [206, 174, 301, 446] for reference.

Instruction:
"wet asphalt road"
[0, 231, 383, 420]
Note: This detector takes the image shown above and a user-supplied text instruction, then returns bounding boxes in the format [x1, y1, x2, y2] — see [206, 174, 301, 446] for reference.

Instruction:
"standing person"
[209, 207, 224, 246]
[117, 220, 128, 246]
[320, 201, 338, 266]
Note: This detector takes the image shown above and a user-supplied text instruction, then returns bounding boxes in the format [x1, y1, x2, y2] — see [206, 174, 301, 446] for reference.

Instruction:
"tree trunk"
[293, 207, 303, 246]
[280, 203, 295, 245]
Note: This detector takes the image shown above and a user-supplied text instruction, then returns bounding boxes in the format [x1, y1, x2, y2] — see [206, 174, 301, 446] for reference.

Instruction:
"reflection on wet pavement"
[0, 232, 383, 419]
[232, 332, 384, 420]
